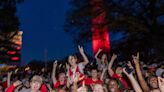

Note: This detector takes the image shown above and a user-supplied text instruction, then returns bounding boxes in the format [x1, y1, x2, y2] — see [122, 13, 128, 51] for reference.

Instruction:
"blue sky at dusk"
[16, 0, 122, 65]
[17, 0, 79, 64]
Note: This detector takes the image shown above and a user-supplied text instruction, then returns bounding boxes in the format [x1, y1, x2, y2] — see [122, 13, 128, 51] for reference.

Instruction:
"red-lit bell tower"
[90, 0, 110, 54]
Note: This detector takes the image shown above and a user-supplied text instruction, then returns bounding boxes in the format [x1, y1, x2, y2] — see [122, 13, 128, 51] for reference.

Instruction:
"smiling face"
[149, 76, 158, 89]
[68, 55, 78, 67]
[30, 81, 42, 91]
[108, 79, 119, 92]
[58, 73, 66, 82]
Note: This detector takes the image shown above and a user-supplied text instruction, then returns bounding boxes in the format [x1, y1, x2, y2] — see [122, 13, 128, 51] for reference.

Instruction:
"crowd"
[0, 45, 164, 92]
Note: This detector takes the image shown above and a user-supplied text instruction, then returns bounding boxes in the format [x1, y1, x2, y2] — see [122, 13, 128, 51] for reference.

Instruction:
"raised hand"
[8, 71, 12, 76]
[132, 52, 139, 65]
[158, 77, 164, 92]
[111, 53, 117, 60]
[13, 80, 22, 87]
[97, 49, 102, 53]
[78, 45, 84, 54]
[53, 60, 58, 68]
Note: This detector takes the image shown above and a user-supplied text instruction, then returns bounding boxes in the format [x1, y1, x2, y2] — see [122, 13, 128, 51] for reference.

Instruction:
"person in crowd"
[84, 67, 106, 85]
[108, 78, 121, 92]
[52, 60, 67, 89]
[108, 54, 130, 89]
[94, 49, 109, 72]
[147, 75, 160, 92]
[6, 75, 46, 92]
[67, 45, 89, 84]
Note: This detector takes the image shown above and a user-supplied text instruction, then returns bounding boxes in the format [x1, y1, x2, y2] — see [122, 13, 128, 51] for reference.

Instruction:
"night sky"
[17, 0, 79, 65]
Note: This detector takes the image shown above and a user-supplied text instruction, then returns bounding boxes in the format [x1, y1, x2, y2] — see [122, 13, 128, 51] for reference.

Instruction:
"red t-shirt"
[112, 74, 129, 89]
[53, 81, 67, 88]
[68, 66, 85, 81]
[84, 78, 103, 85]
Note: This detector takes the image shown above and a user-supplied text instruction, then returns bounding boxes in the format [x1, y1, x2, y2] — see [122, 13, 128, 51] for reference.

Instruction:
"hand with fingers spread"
[158, 77, 164, 92]
[78, 45, 89, 66]
[132, 52, 140, 66]
[78, 45, 84, 54]
[132, 52, 150, 92]
[8, 71, 12, 76]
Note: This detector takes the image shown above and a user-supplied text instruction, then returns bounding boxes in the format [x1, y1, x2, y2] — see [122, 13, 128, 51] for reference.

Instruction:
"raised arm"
[100, 67, 107, 81]
[78, 45, 89, 66]
[94, 49, 102, 61]
[123, 67, 143, 92]
[133, 52, 150, 92]
[52, 61, 58, 85]
[108, 54, 117, 76]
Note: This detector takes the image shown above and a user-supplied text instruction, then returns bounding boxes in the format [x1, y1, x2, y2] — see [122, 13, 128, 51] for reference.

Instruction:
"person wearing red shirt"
[84, 68, 103, 85]
[108, 54, 130, 89]
[52, 61, 67, 89]
[67, 45, 89, 83]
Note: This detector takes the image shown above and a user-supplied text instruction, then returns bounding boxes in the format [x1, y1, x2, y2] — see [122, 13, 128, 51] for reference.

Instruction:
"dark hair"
[147, 75, 157, 87]
[91, 67, 99, 72]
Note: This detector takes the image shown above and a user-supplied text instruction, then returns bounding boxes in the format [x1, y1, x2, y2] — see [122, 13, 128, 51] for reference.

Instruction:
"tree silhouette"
[0, 0, 24, 63]
[64, 0, 164, 63]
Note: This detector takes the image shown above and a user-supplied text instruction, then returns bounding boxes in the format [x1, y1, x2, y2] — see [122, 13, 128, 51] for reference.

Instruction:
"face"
[30, 81, 42, 91]
[149, 77, 158, 89]
[101, 54, 107, 62]
[93, 84, 104, 92]
[91, 70, 98, 79]
[115, 67, 123, 75]
[59, 73, 66, 82]
[68, 55, 77, 66]
[108, 80, 119, 92]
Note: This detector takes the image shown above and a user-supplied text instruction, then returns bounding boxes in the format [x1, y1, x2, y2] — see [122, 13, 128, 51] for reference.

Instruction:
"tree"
[64, 0, 164, 63]
[0, 0, 24, 63]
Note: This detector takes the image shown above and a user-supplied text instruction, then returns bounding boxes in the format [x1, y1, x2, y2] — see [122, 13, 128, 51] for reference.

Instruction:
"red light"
[11, 57, 20, 61]
[16, 46, 21, 50]
[7, 51, 16, 55]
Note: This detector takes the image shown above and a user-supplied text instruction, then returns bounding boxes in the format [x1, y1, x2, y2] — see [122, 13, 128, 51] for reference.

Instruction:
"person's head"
[91, 68, 98, 79]
[101, 53, 108, 63]
[68, 55, 78, 67]
[108, 79, 120, 92]
[147, 75, 158, 89]
[30, 75, 42, 91]
[93, 84, 107, 92]
[58, 72, 66, 82]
